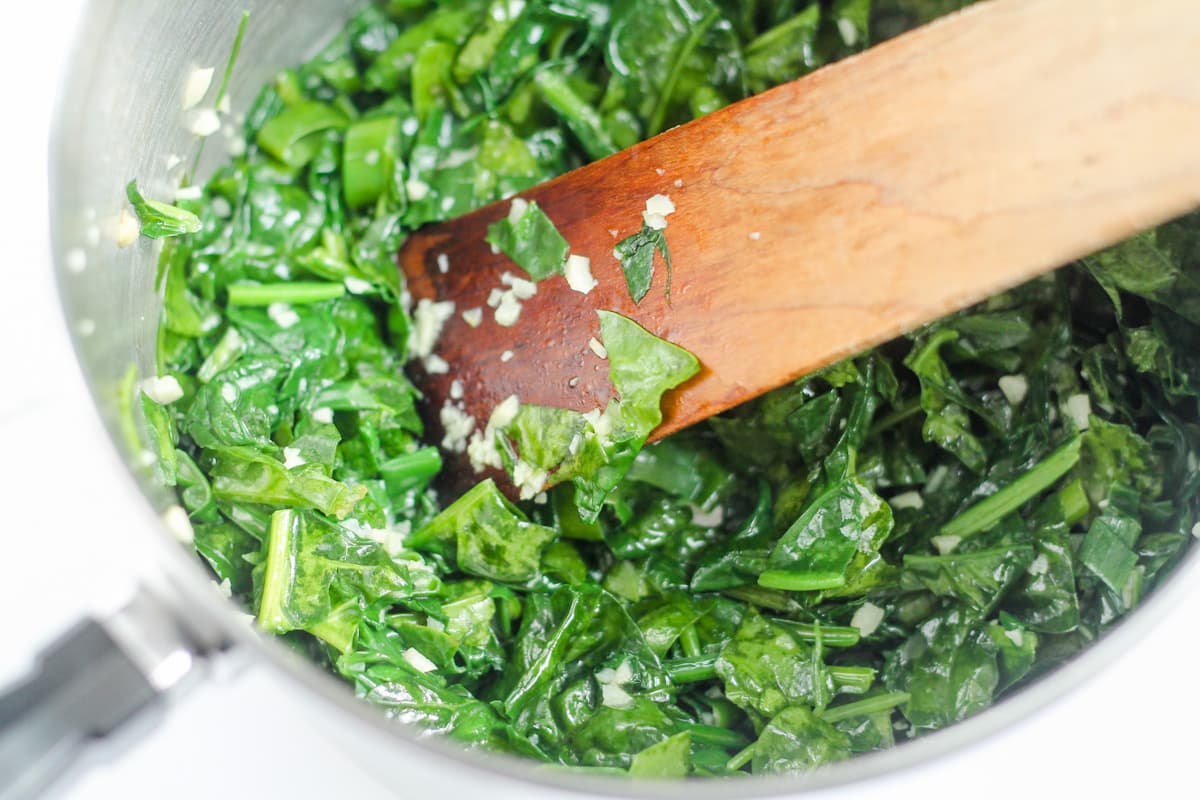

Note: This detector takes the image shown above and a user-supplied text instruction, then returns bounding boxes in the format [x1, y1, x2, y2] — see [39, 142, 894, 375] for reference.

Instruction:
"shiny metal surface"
[0, 586, 205, 800]
[48, 2, 1200, 797]
[100, 585, 205, 693]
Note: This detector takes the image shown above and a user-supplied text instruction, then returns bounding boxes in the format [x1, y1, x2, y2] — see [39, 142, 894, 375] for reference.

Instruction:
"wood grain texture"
[400, 0, 1200, 485]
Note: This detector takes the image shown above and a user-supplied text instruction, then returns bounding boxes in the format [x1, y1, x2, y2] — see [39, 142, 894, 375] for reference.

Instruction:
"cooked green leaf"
[715, 612, 837, 723]
[1078, 484, 1143, 597]
[901, 545, 1035, 616]
[614, 225, 671, 304]
[886, 608, 999, 731]
[485, 198, 570, 281]
[256, 100, 349, 168]
[409, 479, 557, 584]
[760, 478, 893, 592]
[750, 706, 851, 775]
[629, 731, 691, 778]
[126, 180, 202, 239]
[257, 509, 431, 644]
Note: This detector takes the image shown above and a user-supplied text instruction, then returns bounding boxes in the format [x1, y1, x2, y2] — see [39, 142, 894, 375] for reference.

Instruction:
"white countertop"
[2, 3, 1197, 799]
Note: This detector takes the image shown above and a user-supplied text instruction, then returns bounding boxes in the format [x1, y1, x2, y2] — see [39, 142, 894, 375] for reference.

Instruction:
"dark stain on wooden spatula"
[400, 0, 1200, 497]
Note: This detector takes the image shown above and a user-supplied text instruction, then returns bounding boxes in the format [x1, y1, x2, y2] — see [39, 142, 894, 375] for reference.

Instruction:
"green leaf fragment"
[985, 619, 1038, 690]
[1006, 531, 1081, 634]
[614, 225, 671, 304]
[343, 116, 400, 209]
[210, 446, 367, 520]
[746, 4, 823, 90]
[256, 100, 349, 168]
[493, 311, 699, 518]
[715, 613, 837, 723]
[600, 310, 698, 429]
[534, 69, 619, 161]
[760, 479, 893, 592]
[485, 198, 570, 281]
[901, 545, 1035, 615]
[629, 732, 691, 778]
[193, 520, 257, 594]
[751, 706, 851, 775]
[888, 609, 999, 731]
[1078, 484, 1143, 595]
[126, 181, 202, 239]
[409, 479, 557, 584]
[257, 508, 424, 640]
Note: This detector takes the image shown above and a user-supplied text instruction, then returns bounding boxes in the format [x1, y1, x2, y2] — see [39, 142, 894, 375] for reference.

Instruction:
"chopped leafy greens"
[135, 0, 1197, 781]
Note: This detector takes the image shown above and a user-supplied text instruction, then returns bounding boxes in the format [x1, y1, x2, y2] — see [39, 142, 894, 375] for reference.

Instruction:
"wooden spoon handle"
[401, 0, 1200, 452]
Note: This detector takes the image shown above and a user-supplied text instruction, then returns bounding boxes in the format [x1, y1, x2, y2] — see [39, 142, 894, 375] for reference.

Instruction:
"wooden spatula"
[400, 0, 1200, 488]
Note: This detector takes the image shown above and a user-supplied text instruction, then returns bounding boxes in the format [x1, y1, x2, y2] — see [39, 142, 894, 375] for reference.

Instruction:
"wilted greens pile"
[132, 0, 1199, 779]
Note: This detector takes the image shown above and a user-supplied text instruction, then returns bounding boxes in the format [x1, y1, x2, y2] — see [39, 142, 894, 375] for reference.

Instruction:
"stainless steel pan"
[3, 1, 1195, 797]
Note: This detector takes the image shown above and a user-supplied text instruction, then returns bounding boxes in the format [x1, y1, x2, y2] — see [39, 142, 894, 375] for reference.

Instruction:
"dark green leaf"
[715, 612, 836, 723]
[761, 479, 893, 592]
[614, 225, 671, 304]
[901, 545, 1034, 616]
[886, 608, 999, 731]
[1078, 484, 1142, 596]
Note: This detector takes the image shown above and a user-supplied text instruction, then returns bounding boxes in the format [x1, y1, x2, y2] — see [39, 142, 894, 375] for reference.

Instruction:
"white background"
[1, 2, 1197, 799]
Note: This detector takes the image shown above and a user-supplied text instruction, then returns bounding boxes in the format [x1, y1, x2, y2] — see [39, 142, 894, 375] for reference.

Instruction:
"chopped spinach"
[615, 224, 672, 304]
[126, 181, 202, 239]
[485, 199, 570, 281]
[132, 0, 1198, 780]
